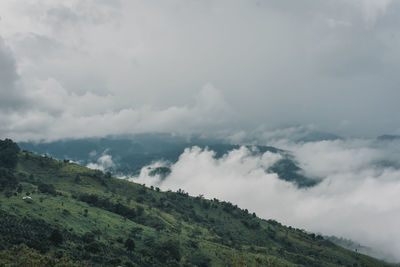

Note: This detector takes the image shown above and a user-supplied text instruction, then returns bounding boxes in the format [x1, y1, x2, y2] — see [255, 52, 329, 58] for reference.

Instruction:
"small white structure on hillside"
[22, 196, 33, 203]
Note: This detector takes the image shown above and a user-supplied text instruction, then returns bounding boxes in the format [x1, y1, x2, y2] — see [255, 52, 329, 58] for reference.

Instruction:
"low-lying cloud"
[130, 139, 400, 262]
[87, 154, 115, 171]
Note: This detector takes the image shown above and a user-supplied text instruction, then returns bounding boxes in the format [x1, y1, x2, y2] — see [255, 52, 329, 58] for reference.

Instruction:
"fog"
[1, 0, 400, 140]
[130, 138, 400, 262]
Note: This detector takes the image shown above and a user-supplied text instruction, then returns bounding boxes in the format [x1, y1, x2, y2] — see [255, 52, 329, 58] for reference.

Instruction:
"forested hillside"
[0, 139, 391, 266]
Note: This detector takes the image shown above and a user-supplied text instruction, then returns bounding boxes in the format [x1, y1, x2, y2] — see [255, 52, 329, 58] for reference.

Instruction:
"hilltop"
[0, 139, 391, 266]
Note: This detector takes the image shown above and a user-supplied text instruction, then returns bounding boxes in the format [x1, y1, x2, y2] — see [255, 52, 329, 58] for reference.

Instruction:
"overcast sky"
[0, 0, 400, 141]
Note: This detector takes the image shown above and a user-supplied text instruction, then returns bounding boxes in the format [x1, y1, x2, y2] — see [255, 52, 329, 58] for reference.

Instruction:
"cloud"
[358, 0, 394, 23]
[87, 154, 115, 171]
[1, 0, 400, 139]
[0, 36, 25, 111]
[130, 141, 400, 262]
[0, 83, 233, 141]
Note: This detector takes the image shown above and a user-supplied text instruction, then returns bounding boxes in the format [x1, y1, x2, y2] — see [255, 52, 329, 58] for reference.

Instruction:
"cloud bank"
[1, 0, 400, 140]
[131, 139, 400, 262]
[86, 153, 115, 171]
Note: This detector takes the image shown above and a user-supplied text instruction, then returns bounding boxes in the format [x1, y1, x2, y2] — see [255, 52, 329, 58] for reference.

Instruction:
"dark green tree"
[124, 238, 135, 252]
[0, 168, 18, 191]
[38, 182, 56, 195]
[156, 239, 181, 263]
[50, 229, 63, 245]
[0, 139, 20, 169]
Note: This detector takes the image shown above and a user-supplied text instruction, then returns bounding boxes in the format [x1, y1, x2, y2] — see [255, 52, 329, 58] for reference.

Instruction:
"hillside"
[0, 139, 391, 266]
[18, 135, 317, 187]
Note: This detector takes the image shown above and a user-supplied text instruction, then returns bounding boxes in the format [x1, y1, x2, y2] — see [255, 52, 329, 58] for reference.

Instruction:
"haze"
[1, 0, 400, 141]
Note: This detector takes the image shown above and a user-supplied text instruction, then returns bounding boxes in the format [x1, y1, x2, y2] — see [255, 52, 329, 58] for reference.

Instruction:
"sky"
[0, 0, 400, 141]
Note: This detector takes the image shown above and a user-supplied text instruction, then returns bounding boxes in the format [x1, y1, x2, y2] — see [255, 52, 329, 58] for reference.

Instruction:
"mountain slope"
[18, 135, 318, 187]
[0, 139, 391, 266]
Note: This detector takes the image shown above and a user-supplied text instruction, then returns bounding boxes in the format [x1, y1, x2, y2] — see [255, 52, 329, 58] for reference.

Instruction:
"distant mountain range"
[377, 135, 400, 141]
[19, 134, 318, 188]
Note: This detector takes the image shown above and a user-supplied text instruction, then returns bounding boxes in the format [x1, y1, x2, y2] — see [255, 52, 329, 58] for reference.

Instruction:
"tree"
[16, 184, 22, 194]
[124, 238, 135, 252]
[156, 239, 181, 263]
[38, 182, 56, 195]
[74, 174, 81, 184]
[0, 139, 20, 169]
[188, 252, 211, 267]
[85, 242, 101, 253]
[50, 229, 63, 245]
[0, 168, 18, 191]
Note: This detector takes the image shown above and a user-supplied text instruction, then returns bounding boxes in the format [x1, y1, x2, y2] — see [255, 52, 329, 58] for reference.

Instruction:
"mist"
[130, 138, 400, 262]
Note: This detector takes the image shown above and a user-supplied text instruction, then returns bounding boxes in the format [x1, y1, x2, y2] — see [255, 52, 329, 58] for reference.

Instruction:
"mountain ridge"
[18, 135, 318, 188]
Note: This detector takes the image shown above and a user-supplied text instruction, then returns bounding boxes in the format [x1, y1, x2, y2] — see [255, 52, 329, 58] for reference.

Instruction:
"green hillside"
[18, 135, 318, 188]
[0, 139, 392, 266]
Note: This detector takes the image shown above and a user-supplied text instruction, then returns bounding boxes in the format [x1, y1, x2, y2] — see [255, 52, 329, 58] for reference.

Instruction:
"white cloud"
[87, 154, 115, 171]
[0, 36, 26, 111]
[277, 139, 382, 178]
[0, 82, 233, 141]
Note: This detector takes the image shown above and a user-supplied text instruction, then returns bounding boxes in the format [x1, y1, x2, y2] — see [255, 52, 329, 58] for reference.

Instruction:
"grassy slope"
[0, 151, 391, 266]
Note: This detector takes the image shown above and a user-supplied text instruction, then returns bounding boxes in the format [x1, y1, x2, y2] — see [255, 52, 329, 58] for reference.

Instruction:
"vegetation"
[0, 244, 87, 267]
[0, 138, 392, 266]
[18, 136, 317, 187]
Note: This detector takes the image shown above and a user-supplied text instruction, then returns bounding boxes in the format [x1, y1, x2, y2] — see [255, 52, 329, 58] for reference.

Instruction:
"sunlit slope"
[0, 149, 391, 266]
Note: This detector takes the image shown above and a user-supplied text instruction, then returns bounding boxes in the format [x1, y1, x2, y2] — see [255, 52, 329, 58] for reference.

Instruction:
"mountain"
[377, 135, 400, 142]
[295, 131, 342, 143]
[19, 134, 318, 187]
[0, 138, 391, 266]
